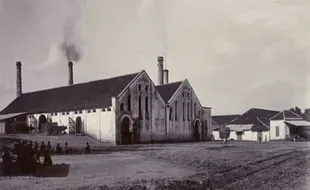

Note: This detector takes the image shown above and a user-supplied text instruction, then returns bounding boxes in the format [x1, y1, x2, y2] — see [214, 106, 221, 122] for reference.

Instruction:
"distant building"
[269, 110, 310, 140]
[213, 108, 279, 142]
[0, 57, 212, 144]
[211, 114, 240, 128]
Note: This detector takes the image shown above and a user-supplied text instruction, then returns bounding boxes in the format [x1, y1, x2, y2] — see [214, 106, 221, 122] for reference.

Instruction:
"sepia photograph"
[0, 0, 310, 189]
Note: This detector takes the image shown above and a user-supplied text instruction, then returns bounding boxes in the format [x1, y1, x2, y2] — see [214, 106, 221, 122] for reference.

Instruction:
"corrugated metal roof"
[285, 120, 310, 127]
[0, 112, 27, 121]
[226, 124, 253, 132]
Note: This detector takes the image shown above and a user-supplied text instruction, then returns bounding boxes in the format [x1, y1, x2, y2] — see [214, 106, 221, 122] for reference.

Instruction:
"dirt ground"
[1, 135, 310, 189]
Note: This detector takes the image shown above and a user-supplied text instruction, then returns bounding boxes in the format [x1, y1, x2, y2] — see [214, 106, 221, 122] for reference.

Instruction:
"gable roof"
[270, 110, 302, 120]
[229, 108, 280, 131]
[0, 72, 140, 114]
[212, 115, 240, 127]
[155, 81, 183, 103]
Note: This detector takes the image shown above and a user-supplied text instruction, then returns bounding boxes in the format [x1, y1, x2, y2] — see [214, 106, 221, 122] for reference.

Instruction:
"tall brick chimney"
[157, 56, 164, 85]
[68, 61, 73, 85]
[163, 69, 169, 84]
[16, 61, 22, 97]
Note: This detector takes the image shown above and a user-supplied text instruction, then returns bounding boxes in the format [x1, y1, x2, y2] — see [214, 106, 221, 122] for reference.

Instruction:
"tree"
[219, 125, 230, 146]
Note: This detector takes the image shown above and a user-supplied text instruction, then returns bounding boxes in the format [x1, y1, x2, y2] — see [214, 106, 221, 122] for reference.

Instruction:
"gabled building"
[0, 57, 212, 145]
[213, 108, 279, 142]
[270, 110, 310, 140]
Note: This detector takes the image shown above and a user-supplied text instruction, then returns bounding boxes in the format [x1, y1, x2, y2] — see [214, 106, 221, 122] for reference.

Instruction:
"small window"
[138, 84, 141, 91]
[101, 108, 105, 112]
[182, 92, 185, 97]
[75, 111, 78, 114]
[107, 108, 111, 111]
[79, 111, 82, 114]
[145, 85, 148, 93]
[92, 109, 96, 113]
[127, 94, 131, 111]
[187, 103, 190, 121]
[276, 126, 279, 137]
[194, 103, 197, 117]
[145, 96, 149, 119]
[175, 101, 178, 121]
[187, 92, 190, 98]
[55, 113, 58, 116]
[87, 110, 91, 113]
[120, 103, 124, 111]
[169, 107, 173, 121]
[66, 112, 69, 115]
[51, 113, 53, 116]
[183, 102, 185, 121]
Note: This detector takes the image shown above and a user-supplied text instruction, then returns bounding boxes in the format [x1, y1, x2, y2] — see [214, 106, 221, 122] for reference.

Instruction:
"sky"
[1, 0, 310, 115]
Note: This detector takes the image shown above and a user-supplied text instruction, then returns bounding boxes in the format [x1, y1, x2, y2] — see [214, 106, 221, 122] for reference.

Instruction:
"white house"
[0, 57, 212, 145]
[213, 108, 279, 142]
[270, 110, 310, 140]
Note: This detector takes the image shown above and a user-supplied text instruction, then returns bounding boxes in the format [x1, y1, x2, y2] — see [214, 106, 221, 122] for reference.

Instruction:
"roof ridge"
[22, 72, 140, 95]
[155, 80, 183, 87]
[287, 109, 302, 118]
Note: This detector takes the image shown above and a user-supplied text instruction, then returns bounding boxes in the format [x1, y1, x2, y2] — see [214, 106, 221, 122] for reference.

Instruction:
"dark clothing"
[43, 150, 52, 166]
[40, 144, 46, 156]
[2, 152, 14, 175]
[47, 144, 52, 153]
[55, 146, 62, 154]
[84, 145, 91, 154]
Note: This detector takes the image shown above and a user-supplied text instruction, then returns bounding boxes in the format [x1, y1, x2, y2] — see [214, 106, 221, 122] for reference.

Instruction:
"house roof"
[212, 115, 240, 127]
[155, 81, 183, 103]
[0, 72, 140, 114]
[226, 124, 253, 132]
[229, 108, 280, 132]
[285, 120, 310, 127]
[0, 112, 27, 121]
[270, 110, 302, 120]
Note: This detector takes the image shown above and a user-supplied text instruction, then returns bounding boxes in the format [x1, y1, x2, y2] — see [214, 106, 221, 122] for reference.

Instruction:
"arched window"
[145, 85, 148, 93]
[169, 107, 173, 121]
[194, 103, 197, 117]
[183, 102, 185, 121]
[138, 84, 141, 91]
[187, 102, 190, 121]
[145, 96, 149, 119]
[175, 101, 178, 121]
[127, 94, 131, 111]
[120, 103, 124, 111]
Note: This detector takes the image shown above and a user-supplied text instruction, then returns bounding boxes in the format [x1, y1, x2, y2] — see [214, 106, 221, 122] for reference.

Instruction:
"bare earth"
[1, 134, 310, 189]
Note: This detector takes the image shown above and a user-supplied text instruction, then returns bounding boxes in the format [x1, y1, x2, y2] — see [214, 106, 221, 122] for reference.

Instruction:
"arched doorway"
[121, 116, 132, 144]
[38, 115, 47, 133]
[193, 120, 201, 141]
[76, 117, 82, 134]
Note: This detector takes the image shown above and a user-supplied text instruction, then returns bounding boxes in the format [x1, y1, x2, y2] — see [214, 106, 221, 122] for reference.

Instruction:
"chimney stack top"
[157, 56, 164, 62]
[16, 61, 21, 67]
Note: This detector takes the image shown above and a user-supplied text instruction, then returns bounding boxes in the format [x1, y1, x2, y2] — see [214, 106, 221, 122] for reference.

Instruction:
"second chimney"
[163, 69, 169, 84]
[68, 61, 73, 85]
[157, 56, 164, 85]
[16, 61, 22, 97]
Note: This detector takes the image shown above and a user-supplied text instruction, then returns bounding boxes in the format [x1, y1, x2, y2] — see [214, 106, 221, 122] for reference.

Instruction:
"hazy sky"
[1, 0, 310, 115]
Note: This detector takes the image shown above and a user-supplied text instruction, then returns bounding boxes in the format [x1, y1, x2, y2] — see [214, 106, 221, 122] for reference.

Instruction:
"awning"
[226, 124, 253, 132]
[0, 112, 27, 121]
[285, 120, 310, 127]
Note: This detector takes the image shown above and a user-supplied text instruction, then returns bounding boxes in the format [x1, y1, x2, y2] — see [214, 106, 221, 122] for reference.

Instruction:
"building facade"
[0, 57, 212, 145]
[212, 108, 279, 142]
[270, 110, 310, 140]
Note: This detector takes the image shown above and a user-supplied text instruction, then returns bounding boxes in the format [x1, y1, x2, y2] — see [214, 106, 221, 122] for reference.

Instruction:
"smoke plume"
[60, 18, 83, 62]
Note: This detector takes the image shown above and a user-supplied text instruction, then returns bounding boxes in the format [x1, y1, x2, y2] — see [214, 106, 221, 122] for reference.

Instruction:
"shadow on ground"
[0, 163, 70, 178]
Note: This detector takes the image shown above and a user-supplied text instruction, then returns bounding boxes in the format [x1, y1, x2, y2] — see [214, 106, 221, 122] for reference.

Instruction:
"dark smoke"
[60, 41, 82, 62]
[60, 18, 83, 62]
